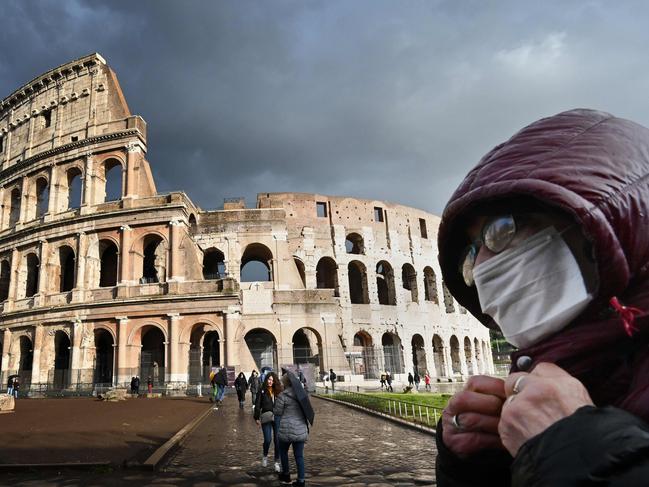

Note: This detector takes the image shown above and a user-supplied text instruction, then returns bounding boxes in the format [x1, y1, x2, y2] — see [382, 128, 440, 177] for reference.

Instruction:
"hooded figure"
[436, 109, 649, 486]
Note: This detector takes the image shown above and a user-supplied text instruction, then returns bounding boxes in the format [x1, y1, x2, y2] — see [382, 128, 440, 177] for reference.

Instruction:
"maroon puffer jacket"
[437, 108, 649, 421]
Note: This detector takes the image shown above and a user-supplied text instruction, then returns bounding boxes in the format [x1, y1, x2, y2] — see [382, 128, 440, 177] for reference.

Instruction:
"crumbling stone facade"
[0, 54, 492, 394]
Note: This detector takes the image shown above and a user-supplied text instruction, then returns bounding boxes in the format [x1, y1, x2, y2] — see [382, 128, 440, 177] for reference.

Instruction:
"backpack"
[330, 372, 337, 381]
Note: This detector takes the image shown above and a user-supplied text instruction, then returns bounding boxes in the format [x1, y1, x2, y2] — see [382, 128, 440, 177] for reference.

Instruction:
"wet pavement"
[5, 395, 437, 486]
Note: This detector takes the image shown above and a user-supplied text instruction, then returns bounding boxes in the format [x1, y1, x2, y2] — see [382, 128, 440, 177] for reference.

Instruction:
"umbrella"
[282, 369, 315, 426]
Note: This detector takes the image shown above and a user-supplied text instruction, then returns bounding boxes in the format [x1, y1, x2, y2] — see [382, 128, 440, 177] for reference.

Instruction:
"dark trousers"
[279, 440, 305, 481]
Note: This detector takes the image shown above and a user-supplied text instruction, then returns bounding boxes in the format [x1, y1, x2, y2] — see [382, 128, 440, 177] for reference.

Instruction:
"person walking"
[408, 372, 415, 389]
[133, 376, 140, 395]
[386, 372, 393, 392]
[328, 368, 336, 392]
[380, 373, 386, 390]
[214, 367, 228, 404]
[275, 373, 310, 486]
[414, 372, 421, 391]
[248, 370, 261, 408]
[12, 377, 19, 399]
[147, 376, 153, 394]
[424, 372, 431, 392]
[254, 371, 282, 472]
[7, 376, 14, 396]
[235, 372, 248, 409]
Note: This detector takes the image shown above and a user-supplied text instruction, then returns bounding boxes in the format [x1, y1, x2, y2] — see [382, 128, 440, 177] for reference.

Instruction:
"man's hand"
[442, 375, 507, 458]
[499, 362, 594, 456]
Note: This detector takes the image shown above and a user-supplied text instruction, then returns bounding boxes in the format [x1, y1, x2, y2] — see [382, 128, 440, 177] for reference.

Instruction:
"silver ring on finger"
[451, 413, 464, 431]
[512, 376, 526, 395]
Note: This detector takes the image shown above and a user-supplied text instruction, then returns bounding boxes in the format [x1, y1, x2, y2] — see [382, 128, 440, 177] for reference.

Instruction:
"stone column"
[17, 176, 30, 226]
[31, 325, 44, 387]
[46, 164, 59, 219]
[443, 342, 454, 378]
[1, 329, 12, 387]
[457, 339, 469, 377]
[167, 313, 185, 384]
[72, 232, 86, 302]
[116, 316, 129, 386]
[168, 220, 184, 282]
[119, 225, 132, 285]
[124, 143, 140, 198]
[224, 309, 241, 368]
[6, 248, 19, 311]
[70, 320, 83, 386]
[80, 153, 94, 214]
[35, 239, 48, 306]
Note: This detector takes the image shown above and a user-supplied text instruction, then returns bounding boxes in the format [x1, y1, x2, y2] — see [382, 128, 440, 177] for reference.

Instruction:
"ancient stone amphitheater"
[0, 53, 492, 394]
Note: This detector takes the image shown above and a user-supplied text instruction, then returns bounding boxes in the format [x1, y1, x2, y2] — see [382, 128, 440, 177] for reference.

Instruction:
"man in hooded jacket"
[435, 109, 649, 486]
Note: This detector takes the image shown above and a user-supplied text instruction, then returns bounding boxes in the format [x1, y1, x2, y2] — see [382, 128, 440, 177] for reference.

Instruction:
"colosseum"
[0, 53, 492, 395]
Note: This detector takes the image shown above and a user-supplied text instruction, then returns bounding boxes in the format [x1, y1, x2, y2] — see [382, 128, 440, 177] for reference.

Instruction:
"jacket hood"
[438, 108, 649, 328]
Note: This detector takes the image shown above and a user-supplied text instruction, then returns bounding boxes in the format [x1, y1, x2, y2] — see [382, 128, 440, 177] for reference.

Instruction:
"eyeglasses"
[459, 214, 517, 287]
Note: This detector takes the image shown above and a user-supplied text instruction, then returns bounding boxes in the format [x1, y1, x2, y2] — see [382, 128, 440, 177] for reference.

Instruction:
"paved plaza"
[5, 395, 437, 486]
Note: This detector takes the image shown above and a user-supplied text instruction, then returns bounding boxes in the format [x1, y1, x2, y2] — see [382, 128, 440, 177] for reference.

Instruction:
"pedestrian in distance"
[414, 372, 421, 391]
[424, 372, 431, 392]
[328, 368, 336, 392]
[254, 371, 282, 472]
[248, 370, 261, 408]
[436, 109, 649, 486]
[385, 372, 393, 392]
[275, 373, 311, 486]
[12, 377, 19, 399]
[380, 373, 386, 390]
[133, 375, 140, 395]
[214, 367, 228, 404]
[235, 372, 248, 409]
[147, 376, 153, 394]
[130, 377, 136, 395]
[6, 376, 14, 396]
[408, 372, 415, 389]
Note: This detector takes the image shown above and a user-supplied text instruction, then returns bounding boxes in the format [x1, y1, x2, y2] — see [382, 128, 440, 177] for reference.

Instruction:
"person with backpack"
[329, 368, 337, 392]
[214, 367, 228, 404]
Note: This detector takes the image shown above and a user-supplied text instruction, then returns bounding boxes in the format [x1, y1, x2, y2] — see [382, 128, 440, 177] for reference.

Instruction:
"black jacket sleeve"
[512, 406, 649, 486]
[435, 418, 513, 487]
[253, 390, 262, 420]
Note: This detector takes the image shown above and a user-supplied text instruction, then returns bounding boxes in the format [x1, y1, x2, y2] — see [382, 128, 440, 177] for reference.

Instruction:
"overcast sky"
[2, 1, 648, 215]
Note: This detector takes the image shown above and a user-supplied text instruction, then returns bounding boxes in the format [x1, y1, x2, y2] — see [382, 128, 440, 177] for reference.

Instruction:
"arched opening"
[9, 188, 21, 227]
[35, 178, 49, 218]
[99, 240, 118, 287]
[202, 330, 221, 379]
[423, 266, 438, 304]
[66, 167, 83, 210]
[244, 329, 277, 371]
[474, 338, 483, 373]
[382, 332, 404, 374]
[18, 336, 33, 388]
[188, 214, 197, 232]
[292, 328, 323, 372]
[450, 335, 461, 375]
[58, 245, 76, 292]
[188, 325, 220, 385]
[433, 334, 446, 377]
[352, 331, 377, 378]
[347, 261, 369, 304]
[53, 330, 71, 389]
[94, 329, 114, 385]
[0, 259, 10, 301]
[464, 337, 475, 375]
[402, 263, 418, 303]
[442, 281, 455, 313]
[141, 235, 166, 284]
[376, 261, 396, 305]
[203, 248, 225, 280]
[411, 334, 427, 376]
[294, 257, 306, 288]
[25, 253, 39, 298]
[345, 233, 364, 254]
[240, 243, 273, 282]
[140, 326, 166, 386]
[316, 257, 339, 296]
[103, 159, 123, 202]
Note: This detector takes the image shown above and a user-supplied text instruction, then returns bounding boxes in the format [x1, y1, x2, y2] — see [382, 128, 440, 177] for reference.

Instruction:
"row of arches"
[3, 158, 123, 230]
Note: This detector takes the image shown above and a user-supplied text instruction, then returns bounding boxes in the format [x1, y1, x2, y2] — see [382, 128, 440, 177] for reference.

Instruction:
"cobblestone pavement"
[5, 395, 437, 486]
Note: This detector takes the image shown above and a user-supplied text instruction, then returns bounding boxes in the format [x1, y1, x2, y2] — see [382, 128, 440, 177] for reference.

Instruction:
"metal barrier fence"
[316, 387, 444, 428]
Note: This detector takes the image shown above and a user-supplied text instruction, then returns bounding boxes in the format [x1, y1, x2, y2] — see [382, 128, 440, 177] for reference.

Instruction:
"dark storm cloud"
[2, 1, 649, 214]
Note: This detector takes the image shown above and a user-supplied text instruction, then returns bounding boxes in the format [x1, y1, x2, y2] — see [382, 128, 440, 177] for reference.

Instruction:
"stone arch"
[345, 233, 364, 254]
[348, 260, 369, 304]
[352, 330, 377, 378]
[423, 266, 439, 304]
[240, 243, 273, 282]
[8, 187, 21, 227]
[382, 332, 404, 374]
[93, 328, 114, 384]
[411, 334, 427, 376]
[188, 214, 197, 232]
[401, 263, 418, 303]
[187, 322, 221, 384]
[16, 335, 34, 386]
[293, 257, 306, 288]
[35, 177, 49, 219]
[376, 261, 396, 305]
[66, 166, 83, 210]
[292, 327, 324, 373]
[99, 239, 119, 287]
[203, 248, 225, 280]
[138, 325, 166, 386]
[53, 330, 71, 389]
[0, 258, 10, 301]
[100, 158, 124, 203]
[58, 245, 76, 292]
[139, 234, 168, 284]
[464, 336, 475, 375]
[450, 335, 461, 375]
[316, 256, 339, 296]
[21, 253, 40, 299]
[244, 328, 278, 371]
[432, 334, 446, 378]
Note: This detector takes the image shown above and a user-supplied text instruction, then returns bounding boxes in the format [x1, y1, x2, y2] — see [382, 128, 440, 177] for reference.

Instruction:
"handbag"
[260, 411, 274, 424]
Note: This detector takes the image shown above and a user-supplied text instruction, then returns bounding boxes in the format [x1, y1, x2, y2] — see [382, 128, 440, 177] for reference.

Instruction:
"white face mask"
[473, 226, 592, 349]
